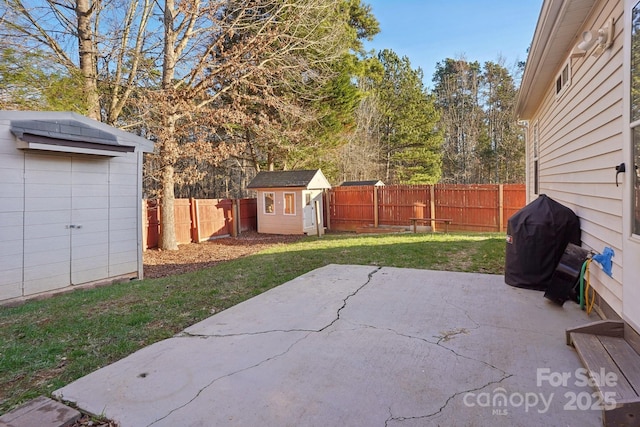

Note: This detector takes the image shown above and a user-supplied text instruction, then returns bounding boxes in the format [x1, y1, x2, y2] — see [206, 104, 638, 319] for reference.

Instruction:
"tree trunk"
[76, 0, 100, 120]
[157, 0, 179, 250]
[160, 163, 179, 250]
[157, 107, 180, 250]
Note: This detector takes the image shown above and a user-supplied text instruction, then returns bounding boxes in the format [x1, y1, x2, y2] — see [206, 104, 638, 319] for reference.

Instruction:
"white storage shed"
[0, 111, 154, 303]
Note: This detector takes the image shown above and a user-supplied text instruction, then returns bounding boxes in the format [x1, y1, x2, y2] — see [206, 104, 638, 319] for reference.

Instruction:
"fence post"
[430, 185, 436, 231]
[157, 201, 161, 245]
[373, 187, 379, 228]
[315, 200, 323, 237]
[142, 200, 148, 251]
[499, 184, 504, 233]
[190, 198, 200, 243]
[325, 190, 331, 230]
[232, 199, 239, 237]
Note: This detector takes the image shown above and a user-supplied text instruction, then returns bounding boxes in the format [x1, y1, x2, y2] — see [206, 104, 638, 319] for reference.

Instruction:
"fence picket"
[144, 185, 526, 248]
[328, 184, 525, 232]
[144, 198, 258, 249]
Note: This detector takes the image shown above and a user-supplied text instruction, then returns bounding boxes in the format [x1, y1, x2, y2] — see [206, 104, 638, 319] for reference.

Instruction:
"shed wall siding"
[256, 189, 304, 235]
[0, 120, 24, 300]
[528, 0, 624, 314]
[108, 155, 139, 276]
[0, 120, 142, 302]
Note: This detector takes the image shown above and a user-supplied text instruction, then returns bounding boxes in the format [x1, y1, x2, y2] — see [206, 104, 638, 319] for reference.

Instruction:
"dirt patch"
[144, 232, 304, 279]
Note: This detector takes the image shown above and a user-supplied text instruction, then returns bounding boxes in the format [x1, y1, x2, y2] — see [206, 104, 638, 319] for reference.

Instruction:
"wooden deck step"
[568, 325, 640, 427]
[599, 335, 640, 395]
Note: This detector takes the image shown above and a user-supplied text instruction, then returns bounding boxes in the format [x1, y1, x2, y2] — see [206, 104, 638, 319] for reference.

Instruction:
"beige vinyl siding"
[529, 0, 624, 313]
[257, 189, 304, 234]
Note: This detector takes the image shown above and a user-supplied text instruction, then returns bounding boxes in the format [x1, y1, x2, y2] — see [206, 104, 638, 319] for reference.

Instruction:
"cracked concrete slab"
[183, 264, 379, 336]
[54, 264, 601, 426]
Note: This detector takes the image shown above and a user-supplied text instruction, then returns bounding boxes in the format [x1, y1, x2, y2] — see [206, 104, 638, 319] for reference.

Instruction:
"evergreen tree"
[376, 49, 442, 184]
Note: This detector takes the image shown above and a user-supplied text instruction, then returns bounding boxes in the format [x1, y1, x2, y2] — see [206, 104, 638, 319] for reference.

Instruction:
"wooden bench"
[409, 218, 452, 233]
[566, 320, 640, 426]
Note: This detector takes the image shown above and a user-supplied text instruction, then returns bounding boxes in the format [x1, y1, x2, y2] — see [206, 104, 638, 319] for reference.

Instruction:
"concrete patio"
[54, 264, 601, 426]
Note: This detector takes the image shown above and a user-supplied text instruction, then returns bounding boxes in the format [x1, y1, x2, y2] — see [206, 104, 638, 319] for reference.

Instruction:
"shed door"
[70, 157, 109, 284]
[23, 153, 109, 295]
[23, 153, 72, 294]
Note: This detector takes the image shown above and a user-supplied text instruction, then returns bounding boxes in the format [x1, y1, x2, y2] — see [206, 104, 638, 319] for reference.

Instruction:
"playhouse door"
[304, 192, 315, 229]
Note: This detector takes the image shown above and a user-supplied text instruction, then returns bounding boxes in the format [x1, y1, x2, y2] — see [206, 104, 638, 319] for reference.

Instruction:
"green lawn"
[0, 232, 506, 414]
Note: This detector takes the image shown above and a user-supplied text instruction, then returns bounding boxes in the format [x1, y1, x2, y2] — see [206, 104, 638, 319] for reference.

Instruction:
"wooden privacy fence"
[328, 184, 526, 232]
[143, 198, 257, 249]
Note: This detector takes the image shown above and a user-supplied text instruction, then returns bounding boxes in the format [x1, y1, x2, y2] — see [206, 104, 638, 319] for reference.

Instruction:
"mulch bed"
[143, 231, 304, 279]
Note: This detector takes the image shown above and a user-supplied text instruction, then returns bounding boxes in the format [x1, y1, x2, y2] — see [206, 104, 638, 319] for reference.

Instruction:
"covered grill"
[505, 194, 581, 290]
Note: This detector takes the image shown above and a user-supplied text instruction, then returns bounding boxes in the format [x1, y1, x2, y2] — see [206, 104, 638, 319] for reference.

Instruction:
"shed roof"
[1, 111, 154, 154]
[247, 169, 331, 189]
[340, 180, 384, 187]
[515, 0, 598, 118]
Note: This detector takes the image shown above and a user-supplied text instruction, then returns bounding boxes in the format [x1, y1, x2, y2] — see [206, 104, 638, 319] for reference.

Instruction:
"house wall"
[256, 188, 304, 235]
[526, 0, 625, 314]
[0, 119, 142, 302]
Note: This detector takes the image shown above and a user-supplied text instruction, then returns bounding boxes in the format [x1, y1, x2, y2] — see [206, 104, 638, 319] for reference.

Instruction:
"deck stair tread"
[567, 321, 640, 427]
[598, 335, 640, 395]
[570, 332, 638, 400]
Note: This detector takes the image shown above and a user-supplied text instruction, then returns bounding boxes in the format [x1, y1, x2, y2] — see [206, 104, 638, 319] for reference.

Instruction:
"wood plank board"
[599, 335, 640, 396]
[570, 332, 638, 401]
[566, 320, 625, 344]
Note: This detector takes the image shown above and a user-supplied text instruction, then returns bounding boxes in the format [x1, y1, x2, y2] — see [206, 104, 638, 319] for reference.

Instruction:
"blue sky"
[362, 0, 544, 88]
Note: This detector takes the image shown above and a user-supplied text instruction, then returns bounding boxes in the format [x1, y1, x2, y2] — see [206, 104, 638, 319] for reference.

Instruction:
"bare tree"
[149, 0, 351, 249]
[433, 58, 483, 183]
[1, 0, 155, 122]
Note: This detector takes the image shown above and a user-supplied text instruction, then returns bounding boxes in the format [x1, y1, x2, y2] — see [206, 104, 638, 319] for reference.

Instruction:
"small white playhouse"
[247, 169, 331, 235]
[0, 111, 154, 303]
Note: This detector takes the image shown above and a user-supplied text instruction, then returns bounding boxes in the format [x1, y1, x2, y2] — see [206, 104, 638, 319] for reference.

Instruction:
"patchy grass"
[0, 232, 505, 414]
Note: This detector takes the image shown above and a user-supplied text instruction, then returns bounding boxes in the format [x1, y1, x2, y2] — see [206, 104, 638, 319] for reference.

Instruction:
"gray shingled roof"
[247, 170, 321, 189]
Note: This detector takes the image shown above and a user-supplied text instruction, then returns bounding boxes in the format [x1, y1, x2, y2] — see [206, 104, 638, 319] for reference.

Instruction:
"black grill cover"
[544, 243, 591, 305]
[505, 194, 581, 290]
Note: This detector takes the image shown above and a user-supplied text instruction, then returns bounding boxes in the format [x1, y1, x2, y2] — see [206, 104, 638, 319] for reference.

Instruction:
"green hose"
[579, 260, 588, 310]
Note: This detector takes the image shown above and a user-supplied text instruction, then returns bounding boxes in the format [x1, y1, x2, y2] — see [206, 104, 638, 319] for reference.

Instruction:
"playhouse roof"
[340, 180, 385, 187]
[247, 169, 331, 190]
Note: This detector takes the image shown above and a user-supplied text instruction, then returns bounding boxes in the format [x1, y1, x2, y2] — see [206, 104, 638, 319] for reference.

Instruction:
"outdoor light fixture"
[571, 18, 614, 58]
[576, 30, 597, 52]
